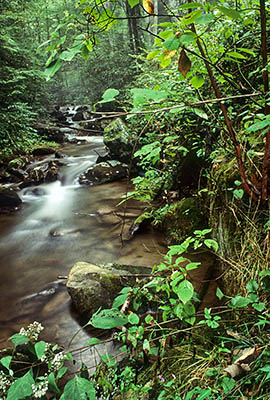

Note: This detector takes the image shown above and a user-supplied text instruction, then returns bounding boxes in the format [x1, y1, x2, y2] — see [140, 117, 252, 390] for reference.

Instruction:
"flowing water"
[0, 136, 167, 366]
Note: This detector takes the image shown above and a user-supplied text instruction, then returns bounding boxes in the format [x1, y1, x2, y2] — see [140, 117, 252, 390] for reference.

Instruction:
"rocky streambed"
[0, 107, 218, 370]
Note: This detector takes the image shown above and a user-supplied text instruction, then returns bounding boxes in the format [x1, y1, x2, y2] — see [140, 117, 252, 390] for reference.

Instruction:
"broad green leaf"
[217, 6, 241, 20]
[0, 356, 12, 371]
[163, 36, 180, 51]
[7, 370, 35, 400]
[253, 302, 265, 312]
[247, 119, 270, 132]
[195, 13, 214, 24]
[190, 75, 204, 89]
[180, 32, 196, 45]
[128, 0, 141, 7]
[128, 313, 140, 325]
[62, 376, 96, 400]
[176, 280, 194, 304]
[182, 10, 202, 25]
[98, 88, 120, 104]
[146, 49, 160, 60]
[131, 88, 168, 106]
[260, 270, 270, 277]
[145, 314, 153, 324]
[48, 372, 60, 394]
[143, 339, 150, 352]
[230, 296, 251, 308]
[89, 309, 128, 329]
[112, 294, 128, 308]
[56, 367, 68, 379]
[178, 2, 202, 10]
[9, 333, 30, 347]
[221, 377, 235, 394]
[186, 262, 201, 271]
[87, 337, 101, 346]
[81, 44, 90, 61]
[44, 59, 62, 80]
[193, 108, 208, 120]
[34, 340, 47, 359]
[246, 279, 259, 293]
[204, 239, 219, 252]
[183, 303, 196, 325]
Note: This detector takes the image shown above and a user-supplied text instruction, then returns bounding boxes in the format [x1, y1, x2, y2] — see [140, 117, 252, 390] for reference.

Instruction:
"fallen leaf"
[224, 347, 259, 378]
[178, 49, 191, 77]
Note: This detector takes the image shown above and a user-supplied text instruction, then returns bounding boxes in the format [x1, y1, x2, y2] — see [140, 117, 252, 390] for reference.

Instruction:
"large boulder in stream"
[0, 187, 22, 207]
[35, 123, 65, 143]
[66, 262, 137, 314]
[103, 118, 134, 164]
[79, 160, 128, 185]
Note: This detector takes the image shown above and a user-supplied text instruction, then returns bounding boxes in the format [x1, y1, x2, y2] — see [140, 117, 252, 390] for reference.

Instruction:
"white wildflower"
[49, 351, 66, 372]
[31, 378, 48, 399]
[0, 371, 11, 395]
[19, 322, 44, 342]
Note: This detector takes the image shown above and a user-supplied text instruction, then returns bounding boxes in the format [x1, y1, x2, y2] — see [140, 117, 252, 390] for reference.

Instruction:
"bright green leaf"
[112, 294, 128, 309]
[48, 372, 60, 395]
[204, 239, 219, 252]
[179, 32, 196, 45]
[0, 356, 12, 371]
[190, 75, 204, 89]
[128, 313, 140, 325]
[7, 370, 35, 400]
[87, 338, 101, 346]
[176, 280, 194, 304]
[89, 309, 128, 329]
[230, 296, 251, 308]
[163, 36, 180, 51]
[128, 0, 141, 7]
[34, 341, 47, 360]
[9, 334, 30, 347]
[62, 376, 96, 400]
[217, 6, 241, 20]
[195, 13, 214, 24]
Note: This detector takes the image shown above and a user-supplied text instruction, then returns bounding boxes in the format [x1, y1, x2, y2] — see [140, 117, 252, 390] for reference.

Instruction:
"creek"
[0, 134, 167, 367]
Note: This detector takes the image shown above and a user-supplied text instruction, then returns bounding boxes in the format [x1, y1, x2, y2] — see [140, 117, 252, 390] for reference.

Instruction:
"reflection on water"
[0, 137, 166, 368]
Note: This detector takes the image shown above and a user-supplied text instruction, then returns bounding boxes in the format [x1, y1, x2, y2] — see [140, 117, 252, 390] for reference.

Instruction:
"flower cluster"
[31, 377, 48, 399]
[49, 351, 66, 372]
[19, 321, 44, 342]
[0, 371, 11, 395]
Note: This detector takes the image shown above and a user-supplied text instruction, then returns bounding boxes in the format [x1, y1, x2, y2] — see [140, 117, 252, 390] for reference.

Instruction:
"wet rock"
[103, 118, 135, 164]
[27, 160, 61, 184]
[35, 123, 65, 143]
[79, 160, 128, 185]
[0, 187, 22, 207]
[32, 147, 57, 156]
[66, 262, 131, 314]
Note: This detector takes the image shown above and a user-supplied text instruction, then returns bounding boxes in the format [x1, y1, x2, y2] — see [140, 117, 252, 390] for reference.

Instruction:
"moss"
[159, 197, 207, 243]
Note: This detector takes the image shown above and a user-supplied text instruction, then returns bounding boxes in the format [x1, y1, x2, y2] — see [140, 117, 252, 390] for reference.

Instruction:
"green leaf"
[230, 296, 251, 308]
[253, 302, 265, 312]
[163, 36, 180, 51]
[246, 279, 259, 293]
[179, 32, 196, 45]
[183, 303, 196, 325]
[81, 44, 90, 61]
[56, 367, 68, 380]
[48, 372, 60, 394]
[192, 108, 208, 120]
[7, 370, 35, 400]
[186, 262, 201, 271]
[247, 119, 270, 132]
[178, 2, 202, 9]
[34, 341, 47, 360]
[221, 377, 235, 394]
[217, 6, 241, 20]
[44, 59, 62, 80]
[227, 51, 246, 59]
[87, 338, 101, 346]
[204, 239, 219, 252]
[145, 314, 153, 324]
[128, 0, 141, 8]
[190, 75, 204, 89]
[233, 189, 244, 200]
[260, 270, 270, 277]
[195, 13, 214, 24]
[182, 10, 202, 25]
[62, 376, 96, 400]
[112, 294, 128, 309]
[176, 280, 194, 304]
[146, 49, 160, 60]
[216, 287, 224, 300]
[0, 356, 12, 371]
[99, 88, 120, 104]
[89, 309, 128, 329]
[9, 333, 30, 347]
[128, 313, 140, 325]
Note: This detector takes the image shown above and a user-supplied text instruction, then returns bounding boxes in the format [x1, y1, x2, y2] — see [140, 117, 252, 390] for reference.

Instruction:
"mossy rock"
[103, 118, 135, 164]
[66, 262, 151, 315]
[159, 197, 207, 243]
